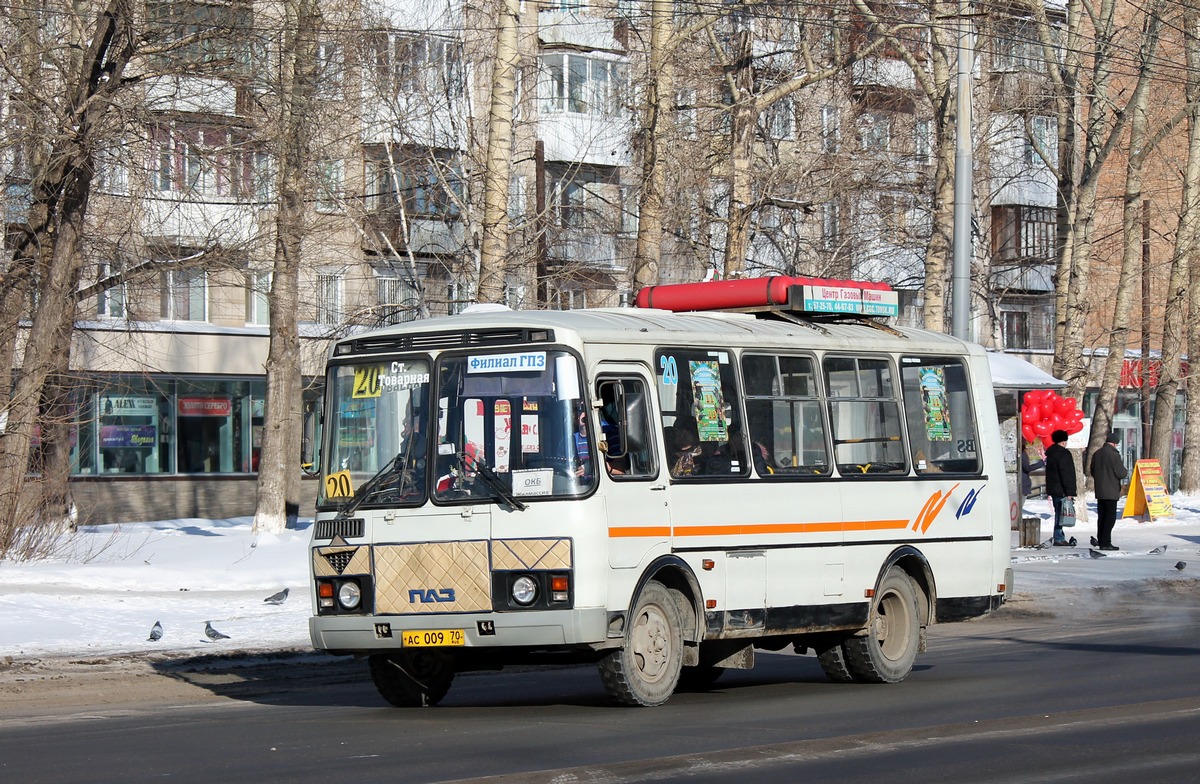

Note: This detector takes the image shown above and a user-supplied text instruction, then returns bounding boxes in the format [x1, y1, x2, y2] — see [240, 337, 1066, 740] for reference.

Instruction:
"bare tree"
[0, 0, 136, 558]
[252, 0, 324, 534]
[1177, 8, 1200, 492]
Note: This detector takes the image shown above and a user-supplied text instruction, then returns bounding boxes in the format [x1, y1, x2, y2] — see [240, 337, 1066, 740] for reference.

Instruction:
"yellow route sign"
[1122, 459, 1174, 521]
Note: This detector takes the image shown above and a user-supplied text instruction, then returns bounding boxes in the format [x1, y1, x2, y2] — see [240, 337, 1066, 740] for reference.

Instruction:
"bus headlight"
[337, 580, 362, 610]
[512, 575, 538, 606]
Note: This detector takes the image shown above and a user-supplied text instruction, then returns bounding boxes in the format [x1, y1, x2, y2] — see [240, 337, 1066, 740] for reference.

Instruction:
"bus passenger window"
[741, 354, 830, 477]
[655, 347, 748, 479]
[900, 357, 980, 474]
[824, 356, 906, 476]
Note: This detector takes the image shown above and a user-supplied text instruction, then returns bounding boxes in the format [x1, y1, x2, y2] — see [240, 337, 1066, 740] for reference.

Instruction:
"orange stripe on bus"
[609, 519, 918, 538]
[608, 526, 672, 538]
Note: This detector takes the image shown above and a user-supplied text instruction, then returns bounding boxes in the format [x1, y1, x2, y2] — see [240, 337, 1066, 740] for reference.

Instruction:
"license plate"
[401, 629, 465, 647]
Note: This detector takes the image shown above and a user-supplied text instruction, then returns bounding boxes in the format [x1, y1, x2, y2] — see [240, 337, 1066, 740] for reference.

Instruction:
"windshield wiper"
[461, 453, 527, 511]
[333, 451, 405, 521]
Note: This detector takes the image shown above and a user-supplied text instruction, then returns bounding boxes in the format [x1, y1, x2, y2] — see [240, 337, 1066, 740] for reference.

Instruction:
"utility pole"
[951, 0, 974, 340]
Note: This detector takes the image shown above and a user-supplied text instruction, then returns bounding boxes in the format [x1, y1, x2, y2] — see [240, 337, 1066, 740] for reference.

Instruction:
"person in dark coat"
[1043, 429, 1077, 545]
[1089, 431, 1128, 551]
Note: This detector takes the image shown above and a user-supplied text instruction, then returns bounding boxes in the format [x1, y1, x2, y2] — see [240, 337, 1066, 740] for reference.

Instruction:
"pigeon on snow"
[204, 621, 231, 641]
[1088, 549, 1107, 559]
[148, 621, 163, 642]
[1175, 561, 1187, 571]
[1149, 545, 1168, 554]
[264, 588, 289, 605]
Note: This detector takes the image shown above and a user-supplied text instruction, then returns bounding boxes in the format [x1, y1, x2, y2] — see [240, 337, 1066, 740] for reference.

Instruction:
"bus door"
[594, 369, 670, 570]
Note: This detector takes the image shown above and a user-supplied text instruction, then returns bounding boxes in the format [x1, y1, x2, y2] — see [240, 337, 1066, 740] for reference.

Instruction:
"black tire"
[816, 640, 859, 683]
[369, 650, 455, 707]
[843, 569, 921, 683]
[676, 663, 725, 692]
[598, 581, 684, 706]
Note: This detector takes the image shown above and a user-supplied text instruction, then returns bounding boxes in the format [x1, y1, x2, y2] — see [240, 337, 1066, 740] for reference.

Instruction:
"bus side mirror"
[623, 390, 649, 453]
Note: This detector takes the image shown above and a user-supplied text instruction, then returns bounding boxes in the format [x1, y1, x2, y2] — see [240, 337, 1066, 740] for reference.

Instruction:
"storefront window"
[70, 376, 275, 476]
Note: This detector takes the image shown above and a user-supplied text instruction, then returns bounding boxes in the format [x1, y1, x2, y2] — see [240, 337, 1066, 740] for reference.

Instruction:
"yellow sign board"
[1122, 459, 1174, 521]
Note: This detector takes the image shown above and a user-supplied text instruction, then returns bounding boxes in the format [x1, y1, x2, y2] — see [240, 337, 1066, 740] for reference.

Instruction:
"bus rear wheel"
[369, 650, 455, 707]
[816, 640, 859, 683]
[843, 570, 921, 683]
[599, 581, 683, 706]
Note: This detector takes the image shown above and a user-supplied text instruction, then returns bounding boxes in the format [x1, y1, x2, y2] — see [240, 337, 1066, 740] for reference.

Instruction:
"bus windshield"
[321, 349, 594, 509]
[433, 349, 592, 504]
[322, 358, 433, 508]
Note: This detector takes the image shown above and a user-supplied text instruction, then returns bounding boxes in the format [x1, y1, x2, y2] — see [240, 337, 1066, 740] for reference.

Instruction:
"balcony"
[547, 230, 621, 273]
[363, 214, 464, 255]
[142, 197, 261, 246]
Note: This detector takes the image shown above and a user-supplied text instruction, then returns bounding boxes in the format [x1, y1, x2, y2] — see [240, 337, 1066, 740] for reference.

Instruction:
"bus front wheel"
[599, 581, 684, 706]
[369, 650, 455, 707]
[843, 570, 921, 683]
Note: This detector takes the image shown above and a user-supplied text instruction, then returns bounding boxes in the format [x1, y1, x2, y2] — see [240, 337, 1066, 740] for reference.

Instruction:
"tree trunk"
[722, 29, 756, 279]
[478, 0, 521, 304]
[253, 0, 322, 534]
[633, 0, 674, 291]
[1178, 7, 1200, 492]
[0, 1, 135, 557]
[1087, 6, 1162, 466]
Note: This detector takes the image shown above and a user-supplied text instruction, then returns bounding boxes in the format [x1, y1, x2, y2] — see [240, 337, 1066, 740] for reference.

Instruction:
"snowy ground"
[1, 497, 1198, 661]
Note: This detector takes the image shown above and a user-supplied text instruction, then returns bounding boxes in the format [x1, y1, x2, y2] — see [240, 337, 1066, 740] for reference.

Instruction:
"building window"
[316, 158, 343, 212]
[539, 53, 627, 116]
[821, 201, 840, 251]
[1027, 115, 1058, 168]
[547, 165, 614, 229]
[763, 96, 794, 140]
[368, 31, 464, 98]
[162, 267, 207, 321]
[246, 268, 271, 325]
[857, 111, 891, 152]
[377, 274, 419, 325]
[97, 262, 126, 319]
[550, 287, 588, 310]
[821, 105, 840, 153]
[914, 119, 932, 163]
[316, 41, 343, 98]
[364, 149, 461, 219]
[992, 205, 1055, 263]
[315, 271, 344, 326]
[145, 0, 254, 76]
[151, 125, 267, 201]
[993, 15, 1044, 73]
[1001, 300, 1053, 351]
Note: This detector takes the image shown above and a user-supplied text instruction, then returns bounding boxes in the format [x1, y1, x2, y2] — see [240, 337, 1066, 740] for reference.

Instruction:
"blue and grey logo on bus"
[409, 588, 456, 604]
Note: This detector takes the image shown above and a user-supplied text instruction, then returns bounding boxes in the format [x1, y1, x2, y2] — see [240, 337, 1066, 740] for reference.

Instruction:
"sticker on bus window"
[467, 352, 546, 373]
[494, 401, 511, 472]
[352, 366, 384, 398]
[325, 470, 354, 498]
[918, 366, 953, 441]
[511, 468, 554, 496]
[521, 414, 540, 453]
[689, 360, 728, 442]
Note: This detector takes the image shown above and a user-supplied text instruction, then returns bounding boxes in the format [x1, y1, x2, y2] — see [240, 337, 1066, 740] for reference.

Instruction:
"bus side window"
[741, 353, 830, 476]
[597, 378, 657, 479]
[899, 357, 980, 475]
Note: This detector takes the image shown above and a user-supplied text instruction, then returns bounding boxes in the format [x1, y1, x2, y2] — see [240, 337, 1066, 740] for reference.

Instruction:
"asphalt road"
[3, 596, 1199, 784]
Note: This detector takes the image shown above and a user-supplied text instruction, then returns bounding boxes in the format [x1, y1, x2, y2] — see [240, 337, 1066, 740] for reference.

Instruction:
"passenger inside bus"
[666, 421, 703, 477]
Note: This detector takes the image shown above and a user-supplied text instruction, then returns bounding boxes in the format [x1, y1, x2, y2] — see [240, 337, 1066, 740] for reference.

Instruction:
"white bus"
[309, 277, 1012, 707]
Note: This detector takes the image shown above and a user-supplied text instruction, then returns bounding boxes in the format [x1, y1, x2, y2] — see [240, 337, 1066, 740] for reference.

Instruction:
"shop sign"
[100, 395, 156, 416]
[178, 397, 232, 417]
[100, 424, 158, 448]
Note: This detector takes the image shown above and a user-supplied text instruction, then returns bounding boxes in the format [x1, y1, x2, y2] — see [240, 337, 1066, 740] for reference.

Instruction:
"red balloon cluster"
[1021, 389, 1084, 445]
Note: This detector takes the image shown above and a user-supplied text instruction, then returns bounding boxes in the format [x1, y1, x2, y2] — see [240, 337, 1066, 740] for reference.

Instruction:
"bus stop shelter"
[987, 352, 1067, 544]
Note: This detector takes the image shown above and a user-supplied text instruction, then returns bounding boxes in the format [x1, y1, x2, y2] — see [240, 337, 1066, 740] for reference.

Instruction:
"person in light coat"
[1089, 431, 1129, 551]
